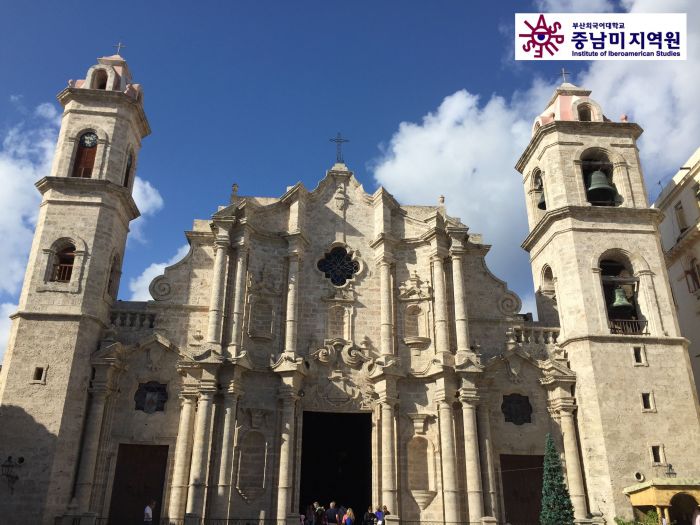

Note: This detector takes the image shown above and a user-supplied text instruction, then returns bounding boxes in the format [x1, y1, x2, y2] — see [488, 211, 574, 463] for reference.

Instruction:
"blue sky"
[1, 0, 698, 361]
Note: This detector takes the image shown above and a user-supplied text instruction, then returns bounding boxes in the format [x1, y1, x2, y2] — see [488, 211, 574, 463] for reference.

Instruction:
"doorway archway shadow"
[299, 411, 372, 517]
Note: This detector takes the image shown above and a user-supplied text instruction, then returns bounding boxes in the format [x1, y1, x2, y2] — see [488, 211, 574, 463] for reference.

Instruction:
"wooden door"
[108, 444, 168, 524]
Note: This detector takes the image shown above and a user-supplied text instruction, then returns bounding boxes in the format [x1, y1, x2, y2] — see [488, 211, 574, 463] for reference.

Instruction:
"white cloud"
[0, 118, 57, 296]
[127, 244, 190, 301]
[130, 177, 165, 242]
[0, 303, 18, 364]
[34, 102, 62, 126]
[373, 89, 537, 311]
[0, 104, 166, 296]
[373, 0, 698, 316]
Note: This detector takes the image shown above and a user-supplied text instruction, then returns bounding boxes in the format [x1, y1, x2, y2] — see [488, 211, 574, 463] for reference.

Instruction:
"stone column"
[437, 399, 460, 523]
[380, 398, 398, 512]
[558, 404, 587, 519]
[460, 391, 484, 522]
[276, 391, 299, 521]
[477, 405, 499, 519]
[637, 269, 666, 336]
[186, 385, 217, 517]
[211, 383, 241, 519]
[449, 241, 470, 353]
[74, 384, 110, 510]
[284, 253, 301, 355]
[168, 393, 197, 520]
[207, 230, 230, 346]
[226, 245, 248, 357]
[432, 254, 449, 353]
[379, 257, 394, 356]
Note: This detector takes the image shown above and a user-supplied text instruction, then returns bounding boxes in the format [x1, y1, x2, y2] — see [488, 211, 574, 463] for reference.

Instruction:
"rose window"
[317, 247, 359, 286]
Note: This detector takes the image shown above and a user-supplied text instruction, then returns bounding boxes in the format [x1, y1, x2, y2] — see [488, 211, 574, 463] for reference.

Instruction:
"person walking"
[143, 500, 156, 524]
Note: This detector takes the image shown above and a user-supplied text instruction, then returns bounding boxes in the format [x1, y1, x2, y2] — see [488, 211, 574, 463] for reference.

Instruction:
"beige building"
[654, 147, 700, 397]
[1, 56, 700, 525]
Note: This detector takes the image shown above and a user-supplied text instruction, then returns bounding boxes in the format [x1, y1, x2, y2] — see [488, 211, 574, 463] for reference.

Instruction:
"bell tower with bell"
[516, 81, 700, 520]
[0, 52, 149, 524]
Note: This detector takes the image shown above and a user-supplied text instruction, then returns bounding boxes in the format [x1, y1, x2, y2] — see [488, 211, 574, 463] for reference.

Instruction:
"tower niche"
[0, 53, 149, 525]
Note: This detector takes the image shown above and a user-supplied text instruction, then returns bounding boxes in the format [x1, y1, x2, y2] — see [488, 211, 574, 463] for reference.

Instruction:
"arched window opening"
[582, 151, 619, 207]
[537, 265, 559, 326]
[93, 70, 108, 90]
[123, 152, 133, 187]
[51, 244, 76, 282]
[541, 266, 556, 302]
[71, 132, 98, 178]
[578, 104, 592, 122]
[92, 69, 108, 90]
[533, 171, 546, 211]
[600, 258, 646, 334]
[107, 255, 120, 299]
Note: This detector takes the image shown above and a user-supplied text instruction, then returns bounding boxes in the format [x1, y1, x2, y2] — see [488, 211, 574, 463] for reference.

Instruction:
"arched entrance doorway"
[670, 493, 699, 525]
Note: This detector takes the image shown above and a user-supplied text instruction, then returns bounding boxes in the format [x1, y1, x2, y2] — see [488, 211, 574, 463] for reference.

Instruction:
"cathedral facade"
[1, 55, 700, 525]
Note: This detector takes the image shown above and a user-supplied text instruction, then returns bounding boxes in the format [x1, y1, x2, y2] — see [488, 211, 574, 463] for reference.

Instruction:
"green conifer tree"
[540, 433, 575, 525]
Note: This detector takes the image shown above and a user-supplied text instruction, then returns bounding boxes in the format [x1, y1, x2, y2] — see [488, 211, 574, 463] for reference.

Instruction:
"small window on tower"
[51, 244, 76, 282]
[106, 255, 120, 299]
[123, 152, 133, 187]
[632, 346, 647, 365]
[71, 132, 98, 178]
[641, 392, 654, 411]
[651, 445, 663, 464]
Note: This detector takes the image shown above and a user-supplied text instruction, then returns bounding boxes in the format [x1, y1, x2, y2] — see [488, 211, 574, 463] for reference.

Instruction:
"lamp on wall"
[665, 464, 677, 478]
[1, 456, 24, 494]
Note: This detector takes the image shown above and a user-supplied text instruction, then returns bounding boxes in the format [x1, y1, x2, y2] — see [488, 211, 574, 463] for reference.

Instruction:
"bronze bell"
[537, 191, 547, 210]
[611, 286, 633, 312]
[587, 170, 617, 204]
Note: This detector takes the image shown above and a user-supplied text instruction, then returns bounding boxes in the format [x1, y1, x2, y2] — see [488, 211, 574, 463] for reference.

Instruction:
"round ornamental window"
[317, 247, 359, 286]
[79, 132, 98, 148]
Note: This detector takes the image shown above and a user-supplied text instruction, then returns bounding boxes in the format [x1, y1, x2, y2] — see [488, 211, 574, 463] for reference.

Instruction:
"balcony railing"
[51, 264, 73, 282]
[110, 310, 156, 330]
[608, 319, 648, 335]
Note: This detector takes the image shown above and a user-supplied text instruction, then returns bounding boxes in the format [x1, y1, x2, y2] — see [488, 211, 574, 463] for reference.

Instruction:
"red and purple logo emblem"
[518, 14, 565, 58]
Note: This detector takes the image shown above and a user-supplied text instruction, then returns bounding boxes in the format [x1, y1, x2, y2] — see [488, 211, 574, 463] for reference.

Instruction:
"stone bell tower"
[0, 54, 149, 524]
[516, 82, 700, 520]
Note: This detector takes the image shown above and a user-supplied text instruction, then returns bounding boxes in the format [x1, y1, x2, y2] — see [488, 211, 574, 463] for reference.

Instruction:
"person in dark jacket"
[362, 506, 376, 525]
[326, 501, 339, 524]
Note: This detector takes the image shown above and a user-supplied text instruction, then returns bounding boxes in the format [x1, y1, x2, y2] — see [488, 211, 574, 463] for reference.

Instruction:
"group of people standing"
[304, 501, 391, 525]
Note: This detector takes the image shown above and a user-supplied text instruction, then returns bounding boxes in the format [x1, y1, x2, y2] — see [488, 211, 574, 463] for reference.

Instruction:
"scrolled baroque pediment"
[399, 271, 432, 301]
[304, 339, 377, 411]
